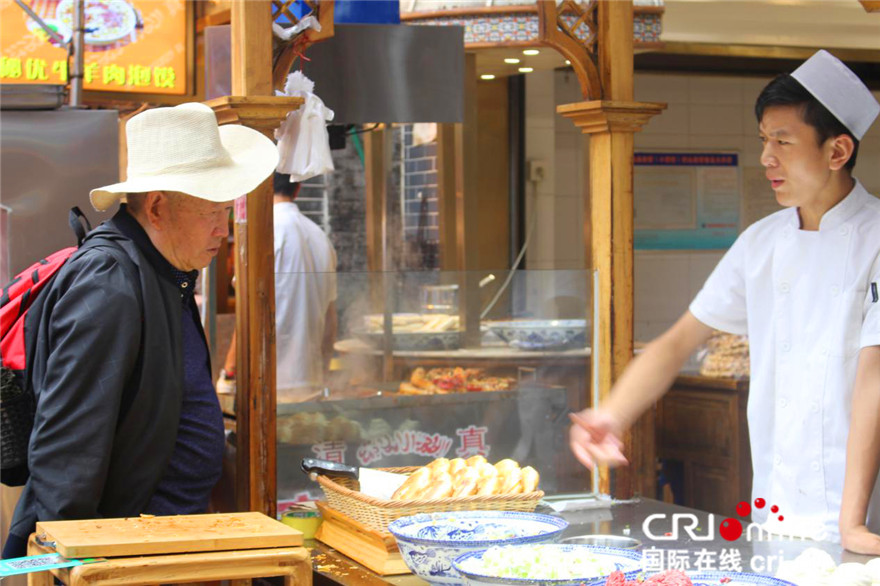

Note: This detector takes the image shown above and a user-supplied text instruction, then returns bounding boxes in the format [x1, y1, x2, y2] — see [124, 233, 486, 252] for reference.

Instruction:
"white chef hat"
[791, 50, 879, 140]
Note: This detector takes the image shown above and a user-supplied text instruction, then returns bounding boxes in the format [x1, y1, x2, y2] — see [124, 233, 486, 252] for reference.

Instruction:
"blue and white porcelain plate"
[453, 544, 642, 586]
[485, 320, 588, 351]
[389, 511, 568, 546]
[389, 512, 568, 585]
[687, 572, 798, 585]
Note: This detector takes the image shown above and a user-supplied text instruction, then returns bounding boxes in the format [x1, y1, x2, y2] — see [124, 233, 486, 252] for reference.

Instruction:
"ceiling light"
[523, 49, 540, 56]
[518, 67, 534, 73]
[481, 74, 496, 80]
[565, 60, 571, 65]
[504, 58, 520, 64]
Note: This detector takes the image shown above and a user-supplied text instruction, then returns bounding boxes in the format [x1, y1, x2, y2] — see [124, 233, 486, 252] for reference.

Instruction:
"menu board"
[634, 152, 741, 250]
[0, 0, 188, 95]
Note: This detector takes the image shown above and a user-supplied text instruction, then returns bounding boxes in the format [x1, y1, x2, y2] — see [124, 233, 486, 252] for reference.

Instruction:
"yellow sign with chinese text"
[0, 0, 187, 94]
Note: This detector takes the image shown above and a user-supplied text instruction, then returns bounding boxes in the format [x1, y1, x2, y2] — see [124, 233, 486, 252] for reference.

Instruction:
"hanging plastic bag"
[275, 71, 335, 182]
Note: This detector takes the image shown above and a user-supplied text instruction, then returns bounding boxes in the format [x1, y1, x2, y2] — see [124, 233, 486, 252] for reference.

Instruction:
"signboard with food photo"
[0, 0, 188, 95]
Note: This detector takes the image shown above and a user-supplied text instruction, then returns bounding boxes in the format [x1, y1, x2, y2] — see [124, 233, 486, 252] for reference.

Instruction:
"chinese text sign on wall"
[0, 0, 186, 95]
[634, 152, 741, 250]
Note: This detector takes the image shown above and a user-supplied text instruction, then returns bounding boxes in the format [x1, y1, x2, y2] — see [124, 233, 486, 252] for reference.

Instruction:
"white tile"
[690, 105, 743, 135]
[742, 77, 773, 106]
[526, 117, 556, 132]
[634, 253, 691, 321]
[554, 71, 583, 104]
[688, 252, 725, 298]
[554, 149, 580, 196]
[687, 135, 745, 151]
[642, 102, 689, 135]
[634, 133, 690, 150]
[555, 131, 582, 151]
[554, 197, 586, 266]
[635, 73, 689, 104]
[689, 76, 744, 106]
[743, 105, 761, 136]
[742, 143, 765, 167]
[635, 321, 674, 343]
[526, 130, 556, 159]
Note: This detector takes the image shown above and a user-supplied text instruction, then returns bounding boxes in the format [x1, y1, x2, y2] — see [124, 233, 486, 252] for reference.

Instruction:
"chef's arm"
[840, 345, 880, 555]
[603, 311, 715, 429]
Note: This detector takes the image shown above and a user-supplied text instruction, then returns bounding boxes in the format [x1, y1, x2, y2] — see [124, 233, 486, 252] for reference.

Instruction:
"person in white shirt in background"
[569, 50, 880, 554]
[219, 172, 338, 402]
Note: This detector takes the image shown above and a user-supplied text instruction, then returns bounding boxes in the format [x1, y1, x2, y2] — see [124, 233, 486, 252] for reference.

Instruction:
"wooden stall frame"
[542, 0, 666, 499]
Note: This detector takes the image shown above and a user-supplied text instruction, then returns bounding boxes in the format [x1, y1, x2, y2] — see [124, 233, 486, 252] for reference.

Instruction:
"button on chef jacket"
[690, 180, 880, 542]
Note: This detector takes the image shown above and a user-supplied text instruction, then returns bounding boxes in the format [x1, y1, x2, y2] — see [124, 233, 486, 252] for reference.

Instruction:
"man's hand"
[569, 409, 628, 469]
[841, 524, 880, 555]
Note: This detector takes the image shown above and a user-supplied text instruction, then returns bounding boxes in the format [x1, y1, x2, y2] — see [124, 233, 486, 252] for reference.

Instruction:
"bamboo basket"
[315, 467, 545, 534]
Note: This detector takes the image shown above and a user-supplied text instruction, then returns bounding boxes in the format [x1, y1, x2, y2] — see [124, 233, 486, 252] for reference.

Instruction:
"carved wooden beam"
[537, 0, 602, 99]
[205, 95, 304, 137]
[557, 100, 667, 134]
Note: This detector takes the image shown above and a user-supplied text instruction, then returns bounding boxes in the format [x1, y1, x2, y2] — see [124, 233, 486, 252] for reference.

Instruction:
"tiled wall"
[528, 70, 880, 342]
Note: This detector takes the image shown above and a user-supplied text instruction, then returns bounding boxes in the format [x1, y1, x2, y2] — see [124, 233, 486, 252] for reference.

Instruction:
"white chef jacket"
[690, 180, 880, 542]
[274, 202, 337, 399]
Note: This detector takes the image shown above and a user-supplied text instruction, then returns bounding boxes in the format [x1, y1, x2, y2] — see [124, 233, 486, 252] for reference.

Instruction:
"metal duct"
[205, 24, 465, 124]
[299, 24, 464, 124]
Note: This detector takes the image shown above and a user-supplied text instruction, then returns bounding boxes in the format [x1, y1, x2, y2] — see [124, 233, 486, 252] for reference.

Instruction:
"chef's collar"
[111, 204, 199, 297]
[789, 180, 871, 232]
[815, 179, 871, 232]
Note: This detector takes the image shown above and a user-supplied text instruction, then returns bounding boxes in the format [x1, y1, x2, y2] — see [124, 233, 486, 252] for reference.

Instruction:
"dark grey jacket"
[8, 210, 185, 549]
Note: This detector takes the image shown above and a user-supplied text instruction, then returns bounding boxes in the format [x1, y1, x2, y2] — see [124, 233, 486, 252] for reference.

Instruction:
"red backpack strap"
[0, 247, 77, 371]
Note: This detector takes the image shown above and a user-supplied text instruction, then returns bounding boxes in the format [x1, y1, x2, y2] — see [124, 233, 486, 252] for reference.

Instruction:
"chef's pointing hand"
[569, 409, 628, 470]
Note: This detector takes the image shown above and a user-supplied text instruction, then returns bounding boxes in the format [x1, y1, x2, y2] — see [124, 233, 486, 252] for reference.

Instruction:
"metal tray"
[0, 84, 66, 110]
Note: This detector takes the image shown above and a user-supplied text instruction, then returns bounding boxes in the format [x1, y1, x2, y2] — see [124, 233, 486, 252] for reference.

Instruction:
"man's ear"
[143, 191, 168, 230]
[828, 134, 855, 172]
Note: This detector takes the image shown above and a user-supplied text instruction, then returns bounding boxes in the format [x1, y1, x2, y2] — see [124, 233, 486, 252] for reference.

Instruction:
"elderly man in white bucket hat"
[3, 103, 277, 559]
[570, 50, 880, 554]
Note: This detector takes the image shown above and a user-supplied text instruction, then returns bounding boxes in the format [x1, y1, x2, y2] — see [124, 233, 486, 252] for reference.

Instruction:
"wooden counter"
[657, 373, 751, 518]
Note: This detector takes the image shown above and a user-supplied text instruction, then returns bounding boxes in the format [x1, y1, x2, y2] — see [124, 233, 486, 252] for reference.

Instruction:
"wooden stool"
[27, 534, 312, 586]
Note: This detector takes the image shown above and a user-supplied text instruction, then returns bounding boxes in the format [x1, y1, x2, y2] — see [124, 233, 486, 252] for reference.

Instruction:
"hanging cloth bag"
[275, 71, 335, 182]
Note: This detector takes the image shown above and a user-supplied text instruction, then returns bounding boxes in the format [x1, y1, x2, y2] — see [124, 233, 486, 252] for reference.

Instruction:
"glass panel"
[275, 268, 595, 512]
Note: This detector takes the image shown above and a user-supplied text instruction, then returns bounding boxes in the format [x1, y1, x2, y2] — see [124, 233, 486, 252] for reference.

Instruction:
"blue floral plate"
[388, 511, 568, 585]
[452, 544, 642, 586]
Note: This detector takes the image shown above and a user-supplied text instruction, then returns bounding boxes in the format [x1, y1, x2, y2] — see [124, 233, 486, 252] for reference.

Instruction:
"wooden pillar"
[364, 127, 387, 274]
[230, 0, 275, 517]
[557, 0, 666, 499]
[455, 53, 482, 347]
[437, 123, 457, 271]
[363, 126, 395, 381]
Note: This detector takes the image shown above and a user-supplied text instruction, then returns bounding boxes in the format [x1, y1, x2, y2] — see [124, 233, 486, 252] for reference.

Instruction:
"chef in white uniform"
[569, 50, 880, 553]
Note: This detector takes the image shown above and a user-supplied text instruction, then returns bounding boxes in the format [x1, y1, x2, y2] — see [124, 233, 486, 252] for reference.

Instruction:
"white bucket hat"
[90, 102, 279, 212]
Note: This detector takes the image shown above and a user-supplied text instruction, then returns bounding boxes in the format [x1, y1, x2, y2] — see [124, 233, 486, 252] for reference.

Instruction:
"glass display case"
[272, 268, 595, 512]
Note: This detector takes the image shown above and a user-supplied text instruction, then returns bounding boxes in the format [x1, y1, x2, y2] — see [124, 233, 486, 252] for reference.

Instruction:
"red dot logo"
[754, 498, 766, 509]
[719, 518, 743, 541]
[736, 501, 751, 517]
[771, 505, 779, 514]
[778, 515, 784, 521]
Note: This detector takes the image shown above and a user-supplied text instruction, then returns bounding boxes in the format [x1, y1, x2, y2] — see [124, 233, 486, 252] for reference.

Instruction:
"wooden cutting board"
[36, 512, 303, 559]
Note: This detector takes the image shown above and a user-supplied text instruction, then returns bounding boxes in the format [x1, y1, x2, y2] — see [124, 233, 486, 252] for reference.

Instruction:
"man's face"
[163, 193, 231, 271]
[758, 105, 835, 209]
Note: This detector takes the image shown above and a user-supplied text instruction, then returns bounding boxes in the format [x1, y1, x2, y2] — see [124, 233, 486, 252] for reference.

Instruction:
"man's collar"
[817, 179, 870, 231]
[110, 205, 199, 296]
